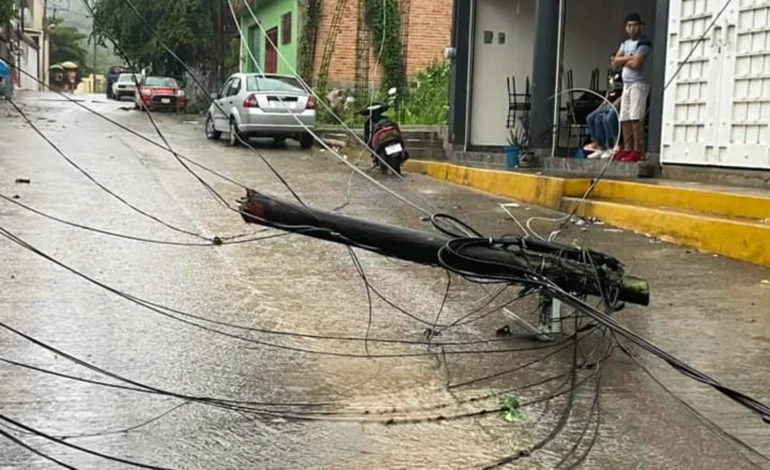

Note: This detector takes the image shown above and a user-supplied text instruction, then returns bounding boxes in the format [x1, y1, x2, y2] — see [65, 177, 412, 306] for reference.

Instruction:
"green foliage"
[319, 61, 449, 126]
[364, 0, 404, 92]
[298, 0, 321, 83]
[49, 18, 93, 77]
[399, 60, 449, 125]
[91, 0, 221, 76]
[498, 395, 522, 423]
[223, 37, 241, 77]
[506, 126, 528, 148]
[0, 0, 16, 28]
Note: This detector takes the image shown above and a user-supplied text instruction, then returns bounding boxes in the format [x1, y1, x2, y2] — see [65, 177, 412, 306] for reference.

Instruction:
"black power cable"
[0, 415, 173, 470]
[0, 401, 188, 441]
[0, 426, 80, 470]
[0, 224, 564, 352]
[4, 97, 209, 242]
[0, 193, 276, 247]
[82, 0, 309, 210]
[434, 236, 770, 422]
[615, 337, 770, 466]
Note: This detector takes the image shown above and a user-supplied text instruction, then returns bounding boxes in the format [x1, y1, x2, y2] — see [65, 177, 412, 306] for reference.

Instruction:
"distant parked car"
[112, 73, 140, 101]
[106, 65, 131, 100]
[134, 76, 188, 111]
[205, 73, 315, 148]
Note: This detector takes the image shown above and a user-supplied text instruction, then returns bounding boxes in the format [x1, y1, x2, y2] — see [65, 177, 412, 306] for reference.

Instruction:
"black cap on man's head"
[624, 13, 644, 24]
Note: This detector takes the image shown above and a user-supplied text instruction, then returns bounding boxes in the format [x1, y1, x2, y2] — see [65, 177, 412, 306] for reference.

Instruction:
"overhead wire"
[0, 401, 189, 441]
[6, 0, 760, 466]
[526, 0, 734, 242]
[235, 0, 442, 212]
[1, 319, 609, 427]
[86, 0, 458, 354]
[81, 0, 309, 210]
[3, 96, 210, 242]
[0, 414, 174, 470]
[0, 224, 581, 356]
[225, 0, 434, 216]
[433, 234, 770, 421]
[11, 43, 519, 343]
[0, 192, 278, 247]
[9, 64, 481, 347]
[615, 338, 770, 466]
[0, 426, 80, 470]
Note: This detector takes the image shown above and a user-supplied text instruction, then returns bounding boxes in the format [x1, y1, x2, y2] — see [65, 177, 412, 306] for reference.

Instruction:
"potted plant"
[504, 127, 528, 168]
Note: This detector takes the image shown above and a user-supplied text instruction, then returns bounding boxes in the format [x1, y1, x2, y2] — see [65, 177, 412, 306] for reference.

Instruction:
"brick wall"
[405, 0, 452, 76]
[312, 0, 452, 88]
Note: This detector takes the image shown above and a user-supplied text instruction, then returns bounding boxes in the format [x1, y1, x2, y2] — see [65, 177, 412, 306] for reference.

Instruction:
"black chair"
[506, 76, 531, 130]
[589, 68, 601, 92]
[563, 70, 587, 157]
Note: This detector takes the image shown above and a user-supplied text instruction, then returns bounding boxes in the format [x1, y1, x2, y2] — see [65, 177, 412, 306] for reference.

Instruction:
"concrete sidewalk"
[403, 160, 770, 267]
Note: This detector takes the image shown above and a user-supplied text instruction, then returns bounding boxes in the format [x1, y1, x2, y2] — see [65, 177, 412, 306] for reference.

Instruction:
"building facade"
[235, 0, 453, 88]
[447, 0, 770, 171]
[21, 0, 50, 90]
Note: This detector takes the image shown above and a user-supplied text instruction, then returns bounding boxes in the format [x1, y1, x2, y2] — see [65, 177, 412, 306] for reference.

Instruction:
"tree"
[0, 0, 15, 29]
[91, 0, 229, 79]
[49, 18, 93, 77]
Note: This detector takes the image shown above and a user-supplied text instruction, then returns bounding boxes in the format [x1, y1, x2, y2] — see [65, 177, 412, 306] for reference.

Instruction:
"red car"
[134, 76, 187, 111]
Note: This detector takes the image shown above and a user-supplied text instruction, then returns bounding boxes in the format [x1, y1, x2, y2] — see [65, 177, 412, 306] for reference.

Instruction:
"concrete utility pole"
[238, 190, 651, 307]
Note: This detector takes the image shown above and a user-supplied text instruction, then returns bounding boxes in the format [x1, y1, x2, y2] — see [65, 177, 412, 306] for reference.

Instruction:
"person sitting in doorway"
[585, 54, 623, 159]
[612, 13, 652, 162]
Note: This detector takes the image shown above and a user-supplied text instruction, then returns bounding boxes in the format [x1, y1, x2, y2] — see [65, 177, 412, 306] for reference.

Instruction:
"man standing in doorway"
[613, 13, 651, 162]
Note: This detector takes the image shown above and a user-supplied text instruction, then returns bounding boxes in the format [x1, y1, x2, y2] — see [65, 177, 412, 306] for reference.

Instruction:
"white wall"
[469, 0, 656, 147]
[19, 44, 39, 90]
[470, 0, 535, 146]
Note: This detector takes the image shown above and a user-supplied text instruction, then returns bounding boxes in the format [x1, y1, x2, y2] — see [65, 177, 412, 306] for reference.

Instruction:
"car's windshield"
[245, 75, 304, 93]
[118, 74, 139, 83]
[144, 77, 178, 87]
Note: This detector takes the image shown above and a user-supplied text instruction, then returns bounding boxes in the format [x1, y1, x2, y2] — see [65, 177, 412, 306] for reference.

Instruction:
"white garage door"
[20, 44, 39, 90]
[716, 0, 770, 168]
[662, 0, 770, 169]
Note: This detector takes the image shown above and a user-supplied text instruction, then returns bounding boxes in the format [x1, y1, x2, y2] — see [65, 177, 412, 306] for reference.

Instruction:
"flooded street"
[1, 92, 769, 469]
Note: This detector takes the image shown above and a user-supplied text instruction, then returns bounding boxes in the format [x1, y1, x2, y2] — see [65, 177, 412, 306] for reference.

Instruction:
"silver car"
[205, 73, 316, 148]
[113, 73, 140, 100]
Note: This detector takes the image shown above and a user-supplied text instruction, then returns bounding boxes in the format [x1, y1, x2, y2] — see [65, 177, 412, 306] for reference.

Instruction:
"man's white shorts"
[619, 82, 651, 122]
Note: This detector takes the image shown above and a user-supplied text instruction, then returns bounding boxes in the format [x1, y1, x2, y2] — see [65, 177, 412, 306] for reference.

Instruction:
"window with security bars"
[281, 12, 292, 45]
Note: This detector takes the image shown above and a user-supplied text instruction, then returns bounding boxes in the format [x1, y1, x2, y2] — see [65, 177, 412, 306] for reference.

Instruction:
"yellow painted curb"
[564, 198, 770, 266]
[403, 160, 590, 209]
[404, 160, 770, 266]
[590, 180, 770, 221]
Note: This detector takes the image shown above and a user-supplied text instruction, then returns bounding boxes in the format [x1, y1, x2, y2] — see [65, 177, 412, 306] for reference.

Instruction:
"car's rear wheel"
[299, 132, 314, 149]
[229, 119, 242, 147]
[205, 115, 221, 140]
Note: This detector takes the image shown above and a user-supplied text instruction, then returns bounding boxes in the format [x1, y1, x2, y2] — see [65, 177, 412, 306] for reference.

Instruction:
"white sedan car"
[112, 73, 141, 101]
[205, 73, 316, 148]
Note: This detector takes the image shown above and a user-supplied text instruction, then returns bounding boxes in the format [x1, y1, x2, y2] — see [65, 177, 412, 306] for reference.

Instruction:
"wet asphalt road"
[1, 92, 769, 469]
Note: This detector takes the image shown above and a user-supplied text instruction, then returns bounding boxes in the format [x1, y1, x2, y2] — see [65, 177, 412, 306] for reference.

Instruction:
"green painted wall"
[239, 0, 300, 75]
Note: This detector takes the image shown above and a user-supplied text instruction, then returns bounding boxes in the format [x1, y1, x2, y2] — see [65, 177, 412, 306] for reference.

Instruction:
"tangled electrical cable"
[3, 0, 767, 466]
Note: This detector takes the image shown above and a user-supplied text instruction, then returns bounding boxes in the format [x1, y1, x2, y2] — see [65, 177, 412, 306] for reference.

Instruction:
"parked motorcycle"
[358, 88, 409, 175]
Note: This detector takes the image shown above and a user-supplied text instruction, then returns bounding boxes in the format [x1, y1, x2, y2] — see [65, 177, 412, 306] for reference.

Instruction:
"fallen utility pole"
[239, 190, 649, 306]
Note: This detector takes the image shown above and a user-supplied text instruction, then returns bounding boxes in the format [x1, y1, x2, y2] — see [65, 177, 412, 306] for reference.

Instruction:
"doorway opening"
[265, 28, 278, 73]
